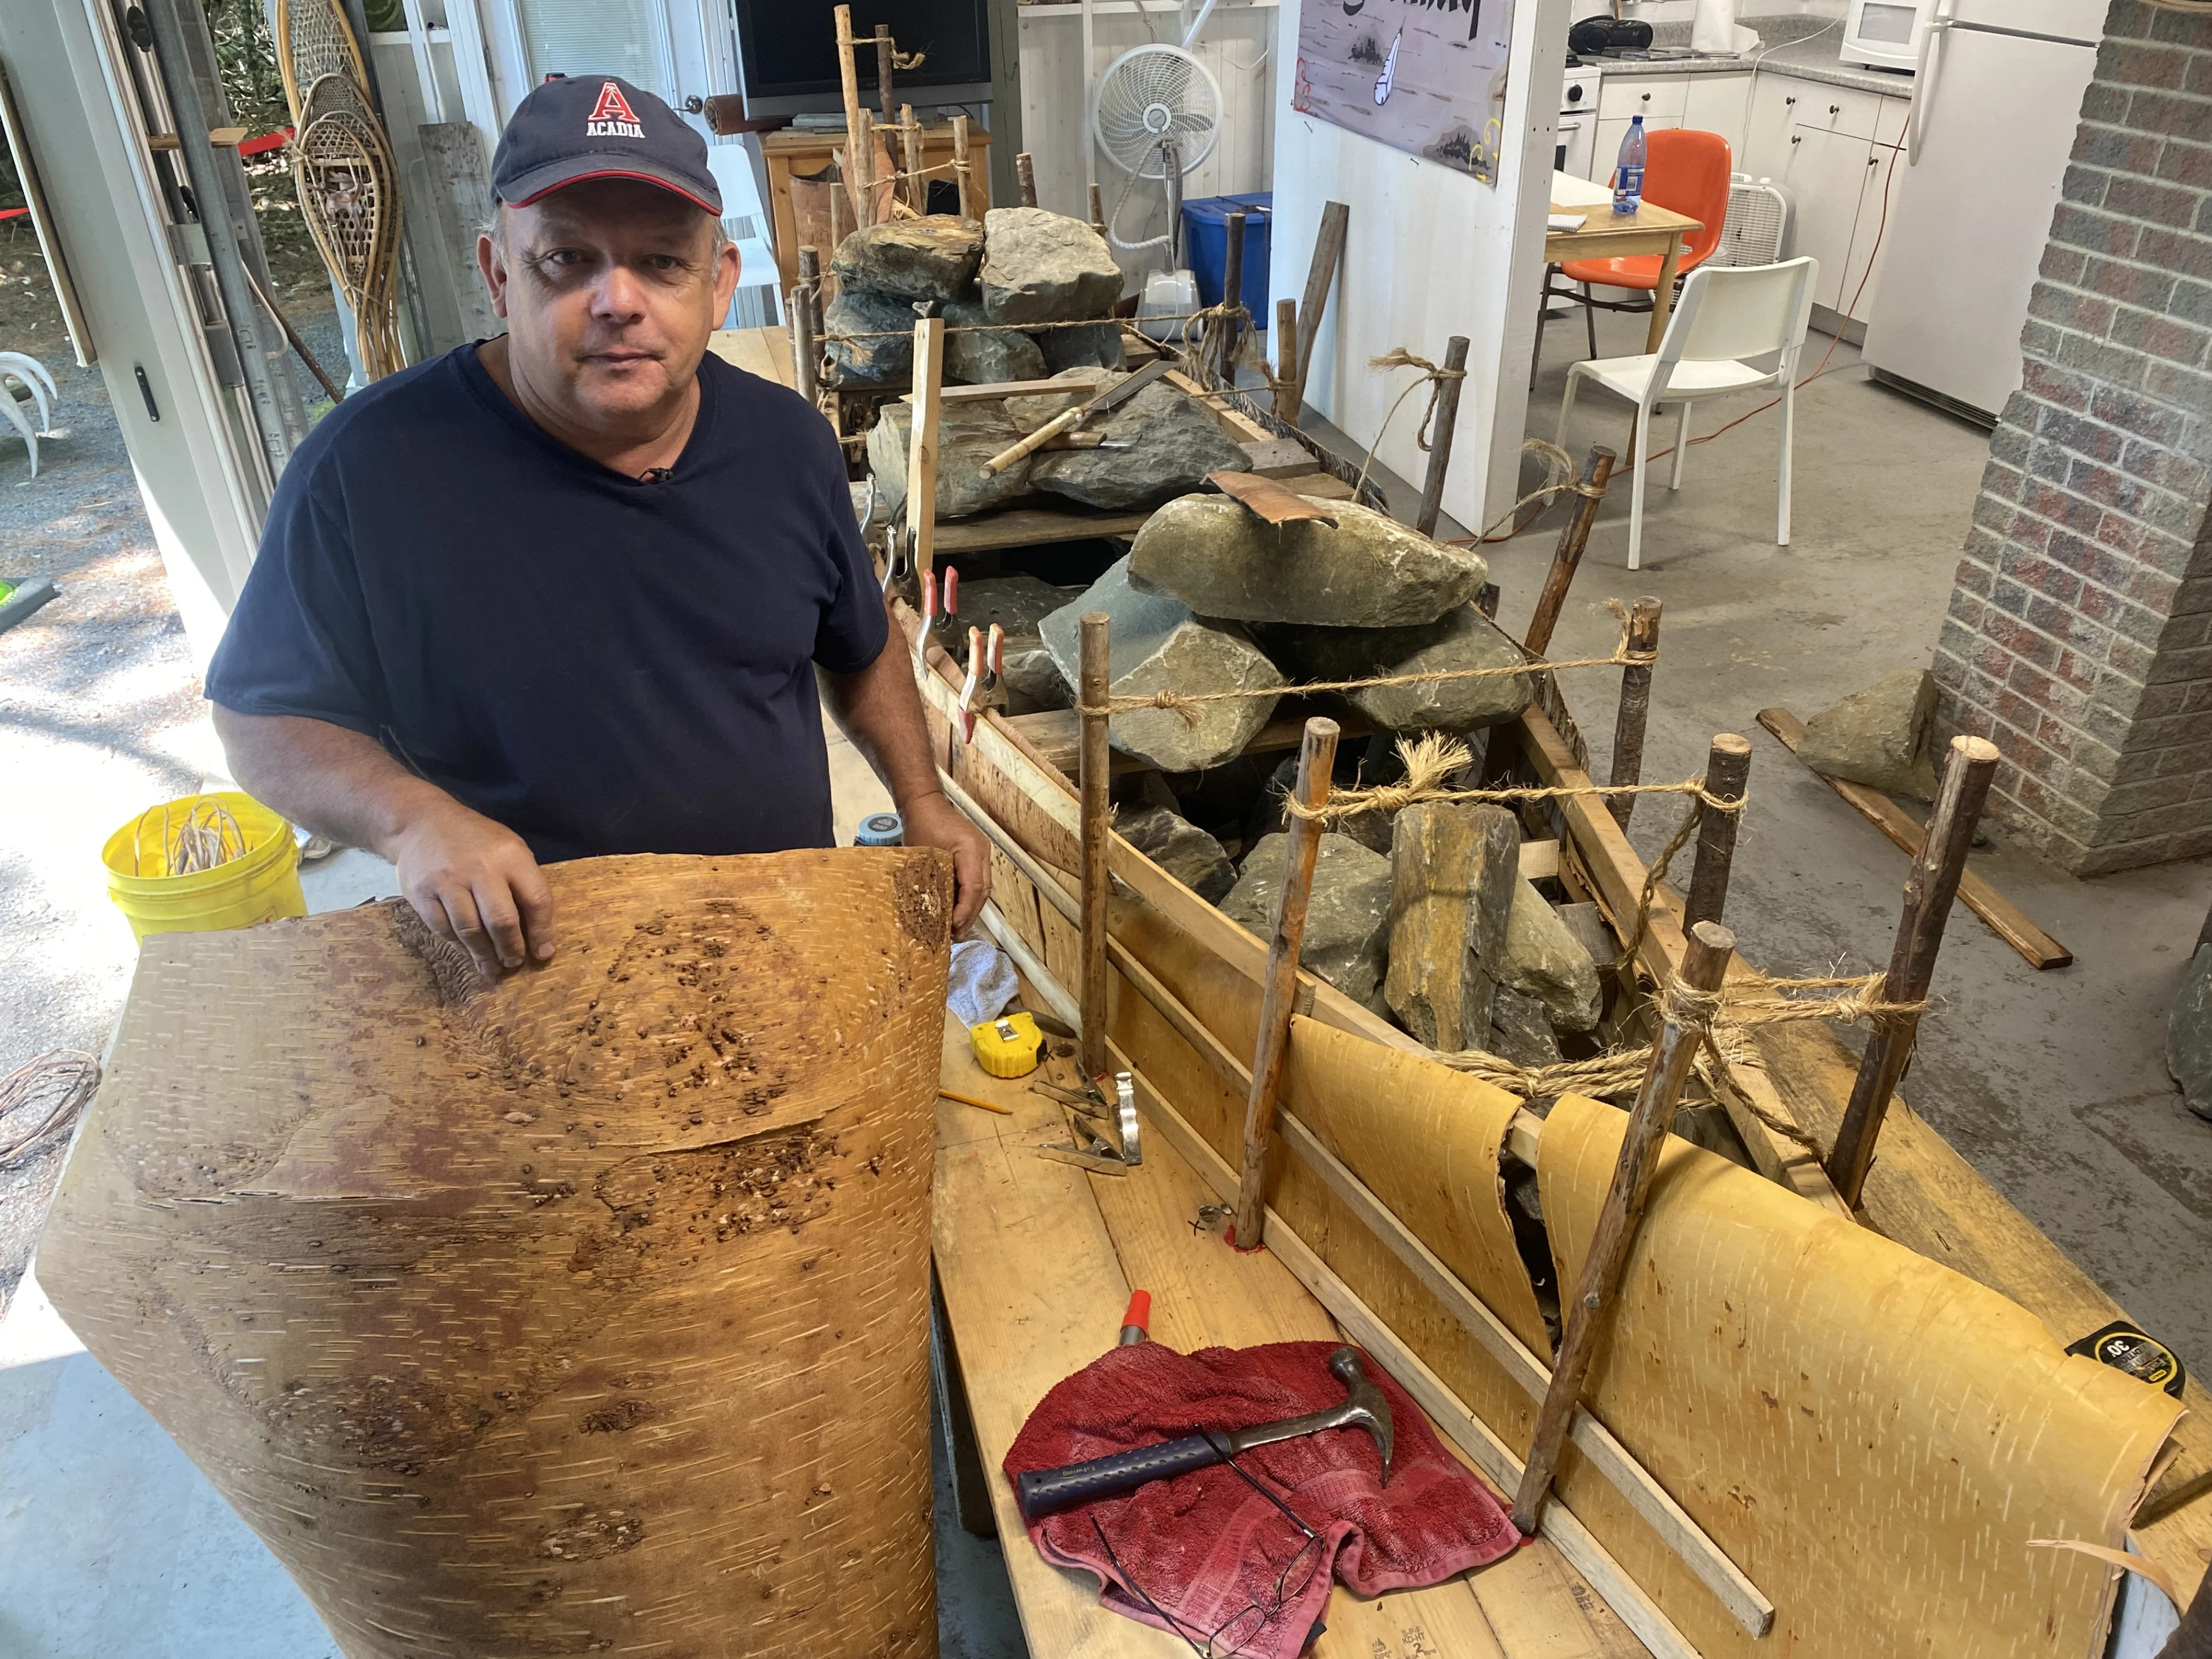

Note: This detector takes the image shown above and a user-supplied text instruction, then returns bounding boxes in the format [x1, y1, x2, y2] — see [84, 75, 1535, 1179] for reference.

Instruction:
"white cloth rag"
[946, 939, 1020, 1028]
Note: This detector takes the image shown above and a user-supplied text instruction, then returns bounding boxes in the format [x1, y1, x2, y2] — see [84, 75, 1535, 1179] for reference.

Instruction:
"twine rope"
[1351, 349, 1468, 499]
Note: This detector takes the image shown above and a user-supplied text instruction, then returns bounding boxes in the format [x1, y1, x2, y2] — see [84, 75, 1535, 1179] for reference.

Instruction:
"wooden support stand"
[1016, 151, 1038, 208]
[1087, 181, 1105, 235]
[1683, 733, 1752, 930]
[791, 245, 821, 404]
[1219, 210, 1247, 386]
[1233, 718, 1341, 1251]
[1292, 201, 1350, 421]
[1275, 298, 1300, 423]
[875, 24, 897, 123]
[900, 102, 923, 215]
[1414, 334, 1471, 538]
[951, 115, 976, 219]
[1077, 613, 1113, 1082]
[1607, 596, 1662, 829]
[1512, 919, 1738, 1535]
[1524, 445, 1616, 656]
[834, 6, 872, 226]
[1823, 735, 2001, 1208]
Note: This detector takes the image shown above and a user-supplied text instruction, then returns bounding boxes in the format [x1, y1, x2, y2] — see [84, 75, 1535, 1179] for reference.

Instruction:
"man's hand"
[387, 796, 558, 976]
[900, 789, 991, 931]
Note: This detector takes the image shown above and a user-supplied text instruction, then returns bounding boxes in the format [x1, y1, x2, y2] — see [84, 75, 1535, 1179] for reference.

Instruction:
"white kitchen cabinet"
[1779, 123, 1874, 309]
[1836, 139, 1903, 321]
[1741, 71, 1808, 178]
[1790, 81, 1891, 142]
[1599, 75, 1689, 122]
[1683, 72, 1753, 160]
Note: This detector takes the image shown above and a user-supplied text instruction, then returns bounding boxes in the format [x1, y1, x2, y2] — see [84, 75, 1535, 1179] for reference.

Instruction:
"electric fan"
[1091, 40, 1222, 338]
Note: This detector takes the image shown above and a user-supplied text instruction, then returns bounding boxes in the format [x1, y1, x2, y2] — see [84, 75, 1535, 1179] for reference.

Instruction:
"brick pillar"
[1932, 0, 2212, 876]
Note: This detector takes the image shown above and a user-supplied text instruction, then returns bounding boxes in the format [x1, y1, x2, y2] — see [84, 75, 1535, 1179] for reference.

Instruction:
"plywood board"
[1536, 1092, 2184, 1659]
[39, 851, 952, 1659]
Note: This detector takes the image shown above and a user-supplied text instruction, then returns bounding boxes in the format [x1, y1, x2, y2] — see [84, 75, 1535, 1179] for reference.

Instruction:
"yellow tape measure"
[971, 1012, 1046, 1079]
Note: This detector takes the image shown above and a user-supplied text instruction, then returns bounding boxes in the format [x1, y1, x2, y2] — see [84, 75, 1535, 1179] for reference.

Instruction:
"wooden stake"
[900, 102, 923, 214]
[1682, 734, 1752, 930]
[1522, 444, 1616, 657]
[1078, 613, 1113, 1081]
[1016, 151, 1038, 208]
[875, 24, 897, 124]
[1607, 596, 1662, 829]
[1824, 736, 2001, 1209]
[1219, 209, 1247, 387]
[830, 166, 854, 247]
[951, 114, 976, 220]
[1511, 919, 1737, 1535]
[791, 245, 822, 405]
[1233, 717, 1341, 1252]
[1275, 297, 1300, 423]
[834, 6, 869, 225]
[854, 108, 877, 228]
[1291, 200, 1349, 419]
[1088, 181, 1105, 234]
[1414, 334, 1471, 538]
[906, 310, 945, 597]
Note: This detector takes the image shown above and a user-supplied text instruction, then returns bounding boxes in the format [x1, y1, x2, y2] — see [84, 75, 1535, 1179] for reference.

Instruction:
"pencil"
[938, 1087, 1013, 1116]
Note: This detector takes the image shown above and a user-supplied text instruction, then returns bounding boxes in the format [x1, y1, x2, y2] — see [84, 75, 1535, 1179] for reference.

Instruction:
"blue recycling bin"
[1180, 193, 1272, 317]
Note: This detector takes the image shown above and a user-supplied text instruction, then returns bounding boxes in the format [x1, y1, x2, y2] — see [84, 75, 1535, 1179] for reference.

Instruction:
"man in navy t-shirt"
[206, 75, 986, 976]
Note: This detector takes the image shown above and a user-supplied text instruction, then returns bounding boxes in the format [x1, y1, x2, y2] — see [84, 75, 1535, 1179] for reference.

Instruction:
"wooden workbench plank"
[1755, 707, 2073, 969]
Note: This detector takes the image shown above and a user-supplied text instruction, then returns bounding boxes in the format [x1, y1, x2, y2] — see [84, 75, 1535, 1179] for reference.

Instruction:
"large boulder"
[830, 217, 983, 302]
[1500, 880, 1603, 1033]
[1222, 832, 1393, 1013]
[979, 207, 1123, 324]
[955, 574, 1082, 639]
[1025, 370, 1252, 511]
[1039, 558, 1283, 772]
[943, 297, 1048, 386]
[1119, 804, 1237, 903]
[867, 400, 1033, 520]
[2169, 940, 2212, 1123]
[1128, 496, 1488, 627]
[1039, 320, 1124, 373]
[1266, 605, 1533, 732]
[1798, 669, 1941, 800]
[1384, 803, 1520, 1051]
[824, 285, 919, 385]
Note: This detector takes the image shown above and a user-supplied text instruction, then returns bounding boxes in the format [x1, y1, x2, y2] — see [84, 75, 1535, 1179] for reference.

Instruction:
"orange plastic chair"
[1544, 128, 1733, 362]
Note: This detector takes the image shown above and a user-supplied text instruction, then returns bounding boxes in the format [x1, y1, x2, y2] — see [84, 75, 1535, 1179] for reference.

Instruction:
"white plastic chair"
[1553, 256, 1817, 571]
[0, 351, 56, 478]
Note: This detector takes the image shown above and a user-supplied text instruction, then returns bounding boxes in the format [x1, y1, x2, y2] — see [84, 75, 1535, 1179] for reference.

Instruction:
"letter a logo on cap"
[589, 81, 638, 124]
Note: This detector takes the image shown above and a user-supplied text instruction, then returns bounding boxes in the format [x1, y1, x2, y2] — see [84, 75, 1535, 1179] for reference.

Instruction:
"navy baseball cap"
[491, 74, 721, 214]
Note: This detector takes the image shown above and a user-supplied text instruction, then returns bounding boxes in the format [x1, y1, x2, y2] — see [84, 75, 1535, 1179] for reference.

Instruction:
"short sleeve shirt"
[205, 346, 887, 863]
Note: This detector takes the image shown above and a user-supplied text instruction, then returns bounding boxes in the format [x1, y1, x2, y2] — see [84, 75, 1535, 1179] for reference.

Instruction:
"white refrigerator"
[1860, 0, 2107, 425]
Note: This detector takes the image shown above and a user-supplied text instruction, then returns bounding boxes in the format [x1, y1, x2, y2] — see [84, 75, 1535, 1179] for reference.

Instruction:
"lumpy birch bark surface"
[40, 850, 952, 1659]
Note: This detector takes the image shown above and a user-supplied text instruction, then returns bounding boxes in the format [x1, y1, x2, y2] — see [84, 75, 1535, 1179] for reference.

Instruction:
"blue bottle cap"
[854, 812, 904, 847]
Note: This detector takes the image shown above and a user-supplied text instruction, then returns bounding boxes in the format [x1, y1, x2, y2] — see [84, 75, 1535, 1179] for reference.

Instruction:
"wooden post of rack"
[1522, 444, 1616, 656]
[1291, 200, 1349, 421]
[830, 166, 854, 247]
[1088, 181, 1106, 234]
[875, 24, 897, 124]
[951, 114, 976, 219]
[1275, 298, 1300, 424]
[1232, 717, 1340, 1252]
[1078, 613, 1113, 1082]
[1413, 334, 1471, 539]
[1511, 919, 1737, 1535]
[1607, 596, 1662, 829]
[900, 101, 923, 214]
[1824, 736, 2001, 1209]
[907, 309, 945, 601]
[1681, 734, 1752, 930]
[834, 6, 870, 226]
[792, 245, 820, 405]
[855, 108, 878, 227]
[1016, 151, 1038, 208]
[1218, 210, 1247, 387]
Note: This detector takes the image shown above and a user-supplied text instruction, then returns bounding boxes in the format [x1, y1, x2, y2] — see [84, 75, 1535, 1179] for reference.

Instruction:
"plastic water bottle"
[1612, 116, 1647, 216]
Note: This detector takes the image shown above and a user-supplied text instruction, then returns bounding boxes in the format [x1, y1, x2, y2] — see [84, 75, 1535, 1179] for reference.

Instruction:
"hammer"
[1015, 1346, 1394, 1522]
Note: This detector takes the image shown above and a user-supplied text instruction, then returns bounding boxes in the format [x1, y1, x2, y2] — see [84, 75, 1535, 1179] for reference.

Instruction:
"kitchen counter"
[1579, 16, 1918, 97]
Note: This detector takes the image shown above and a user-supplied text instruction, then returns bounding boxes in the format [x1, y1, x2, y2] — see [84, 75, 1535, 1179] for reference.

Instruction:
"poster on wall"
[1291, 0, 1517, 185]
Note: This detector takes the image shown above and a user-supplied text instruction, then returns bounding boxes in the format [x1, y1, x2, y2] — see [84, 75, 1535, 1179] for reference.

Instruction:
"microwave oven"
[1841, 0, 1934, 71]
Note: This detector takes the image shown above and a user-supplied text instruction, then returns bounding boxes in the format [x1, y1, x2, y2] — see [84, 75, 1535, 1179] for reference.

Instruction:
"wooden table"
[761, 122, 995, 299]
[931, 1016, 1655, 1659]
[1543, 177, 1703, 354]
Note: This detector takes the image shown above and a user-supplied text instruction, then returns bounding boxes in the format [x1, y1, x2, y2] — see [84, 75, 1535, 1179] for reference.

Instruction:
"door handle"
[1907, 18, 1950, 165]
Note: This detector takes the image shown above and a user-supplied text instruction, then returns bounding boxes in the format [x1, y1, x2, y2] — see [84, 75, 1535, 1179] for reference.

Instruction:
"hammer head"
[1325, 1346, 1395, 1487]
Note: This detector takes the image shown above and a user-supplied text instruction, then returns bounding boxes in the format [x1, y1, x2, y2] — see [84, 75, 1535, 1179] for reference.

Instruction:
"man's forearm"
[211, 706, 452, 858]
[823, 618, 943, 810]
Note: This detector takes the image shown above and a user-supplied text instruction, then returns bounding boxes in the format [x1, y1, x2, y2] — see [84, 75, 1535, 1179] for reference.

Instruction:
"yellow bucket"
[101, 791, 308, 944]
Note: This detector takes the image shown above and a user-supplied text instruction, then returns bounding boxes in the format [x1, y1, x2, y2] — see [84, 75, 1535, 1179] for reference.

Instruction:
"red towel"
[1004, 1340, 1520, 1658]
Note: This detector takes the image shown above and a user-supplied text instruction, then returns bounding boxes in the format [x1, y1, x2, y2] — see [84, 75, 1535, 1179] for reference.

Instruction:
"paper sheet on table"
[1550, 171, 1615, 209]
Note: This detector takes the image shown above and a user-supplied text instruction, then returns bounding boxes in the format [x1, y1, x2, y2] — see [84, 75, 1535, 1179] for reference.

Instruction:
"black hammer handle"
[1016, 1432, 1226, 1521]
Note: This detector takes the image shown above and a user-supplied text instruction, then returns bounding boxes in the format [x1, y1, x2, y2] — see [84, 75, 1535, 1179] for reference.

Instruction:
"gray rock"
[867, 400, 1033, 520]
[1039, 320, 1124, 373]
[943, 298, 1048, 386]
[979, 207, 1123, 324]
[1128, 496, 1488, 627]
[956, 574, 1081, 640]
[829, 217, 983, 302]
[1554, 902, 1617, 968]
[1384, 803, 1520, 1051]
[1006, 367, 1116, 432]
[1500, 879, 1603, 1033]
[1487, 987, 1563, 1070]
[1040, 558, 1284, 772]
[1119, 804, 1237, 903]
[1244, 751, 1393, 858]
[1002, 646, 1072, 714]
[824, 286, 922, 385]
[1028, 373, 1252, 512]
[1266, 605, 1533, 733]
[1222, 832, 1393, 1013]
[2169, 941, 2212, 1123]
[1799, 669, 1941, 801]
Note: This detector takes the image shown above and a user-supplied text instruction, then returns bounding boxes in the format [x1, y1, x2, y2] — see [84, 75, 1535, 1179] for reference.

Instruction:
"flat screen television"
[731, 1, 993, 118]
